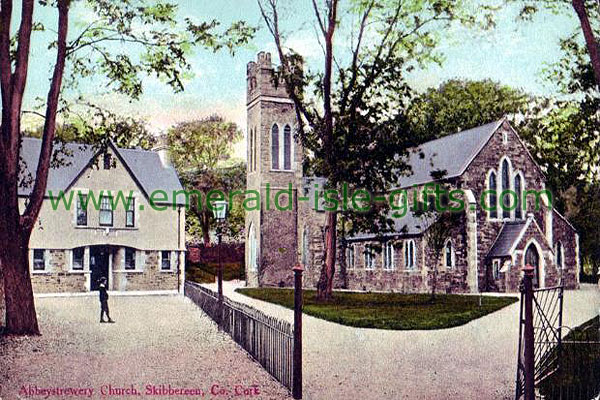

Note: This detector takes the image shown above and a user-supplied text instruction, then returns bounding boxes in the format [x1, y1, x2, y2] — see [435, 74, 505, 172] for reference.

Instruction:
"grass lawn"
[236, 288, 518, 330]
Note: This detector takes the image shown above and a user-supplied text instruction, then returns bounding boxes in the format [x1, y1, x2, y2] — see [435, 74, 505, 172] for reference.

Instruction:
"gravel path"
[212, 281, 600, 400]
[0, 295, 291, 400]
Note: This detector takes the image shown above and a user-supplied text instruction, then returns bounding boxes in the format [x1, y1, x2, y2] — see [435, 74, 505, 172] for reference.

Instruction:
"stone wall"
[552, 211, 580, 289]
[31, 250, 87, 293]
[113, 251, 178, 291]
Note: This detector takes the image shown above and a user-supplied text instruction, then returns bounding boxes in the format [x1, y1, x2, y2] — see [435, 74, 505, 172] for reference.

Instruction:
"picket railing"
[185, 282, 294, 391]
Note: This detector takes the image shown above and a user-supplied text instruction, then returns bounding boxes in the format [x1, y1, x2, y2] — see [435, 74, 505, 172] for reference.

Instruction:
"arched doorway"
[525, 243, 541, 288]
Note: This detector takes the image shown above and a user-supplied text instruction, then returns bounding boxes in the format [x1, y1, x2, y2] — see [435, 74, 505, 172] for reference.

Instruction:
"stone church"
[244, 52, 580, 293]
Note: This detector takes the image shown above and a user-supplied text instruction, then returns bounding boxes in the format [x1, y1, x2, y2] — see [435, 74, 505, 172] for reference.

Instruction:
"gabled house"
[18, 137, 186, 294]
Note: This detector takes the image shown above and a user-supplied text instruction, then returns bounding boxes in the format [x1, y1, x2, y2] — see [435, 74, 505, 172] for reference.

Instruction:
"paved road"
[0, 295, 291, 400]
[213, 281, 600, 400]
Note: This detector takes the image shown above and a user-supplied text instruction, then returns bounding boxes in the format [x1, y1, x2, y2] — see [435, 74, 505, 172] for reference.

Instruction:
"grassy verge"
[236, 288, 518, 330]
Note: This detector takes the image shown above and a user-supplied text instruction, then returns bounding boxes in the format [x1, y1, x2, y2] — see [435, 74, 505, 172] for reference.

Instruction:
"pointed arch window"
[444, 239, 454, 268]
[283, 124, 292, 170]
[514, 174, 523, 219]
[249, 129, 254, 172]
[489, 171, 498, 219]
[271, 124, 279, 170]
[404, 240, 415, 269]
[383, 242, 395, 270]
[248, 224, 258, 271]
[501, 159, 510, 219]
[555, 241, 564, 270]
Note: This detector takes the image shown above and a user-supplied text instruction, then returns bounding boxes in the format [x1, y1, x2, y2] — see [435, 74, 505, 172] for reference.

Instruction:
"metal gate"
[515, 265, 564, 400]
[516, 265, 600, 400]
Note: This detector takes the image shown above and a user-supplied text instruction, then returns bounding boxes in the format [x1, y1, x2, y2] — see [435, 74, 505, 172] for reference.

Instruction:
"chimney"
[153, 134, 170, 168]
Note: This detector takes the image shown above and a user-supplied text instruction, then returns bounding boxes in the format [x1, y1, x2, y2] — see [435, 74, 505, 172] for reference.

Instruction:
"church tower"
[245, 52, 302, 287]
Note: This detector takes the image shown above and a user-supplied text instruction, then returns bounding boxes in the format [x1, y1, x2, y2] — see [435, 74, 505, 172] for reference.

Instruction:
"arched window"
[404, 240, 415, 269]
[248, 224, 258, 271]
[383, 242, 394, 270]
[444, 240, 454, 268]
[283, 124, 292, 170]
[346, 244, 355, 269]
[248, 129, 254, 172]
[514, 174, 523, 219]
[301, 228, 309, 267]
[555, 241, 564, 270]
[364, 245, 375, 270]
[525, 243, 541, 288]
[501, 159, 510, 219]
[489, 171, 498, 219]
[271, 124, 279, 170]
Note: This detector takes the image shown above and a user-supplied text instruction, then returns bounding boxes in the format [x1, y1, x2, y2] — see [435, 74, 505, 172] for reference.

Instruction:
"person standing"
[98, 277, 115, 323]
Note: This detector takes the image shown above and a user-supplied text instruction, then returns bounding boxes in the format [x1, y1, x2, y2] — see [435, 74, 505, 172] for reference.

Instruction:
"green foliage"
[237, 288, 518, 330]
[167, 115, 245, 243]
[407, 79, 530, 142]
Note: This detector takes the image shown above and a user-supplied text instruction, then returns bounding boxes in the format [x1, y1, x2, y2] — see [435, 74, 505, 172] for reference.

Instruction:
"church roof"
[18, 137, 184, 204]
[487, 220, 528, 258]
[396, 119, 506, 188]
[348, 211, 437, 241]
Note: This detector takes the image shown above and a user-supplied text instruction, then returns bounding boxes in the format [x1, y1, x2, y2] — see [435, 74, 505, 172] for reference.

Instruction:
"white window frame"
[383, 242, 395, 270]
[499, 156, 514, 220]
[364, 245, 375, 270]
[492, 259, 501, 280]
[271, 123, 295, 171]
[70, 247, 85, 272]
[123, 247, 137, 271]
[404, 240, 416, 270]
[160, 250, 173, 271]
[346, 244, 355, 270]
[444, 239, 455, 269]
[31, 249, 50, 273]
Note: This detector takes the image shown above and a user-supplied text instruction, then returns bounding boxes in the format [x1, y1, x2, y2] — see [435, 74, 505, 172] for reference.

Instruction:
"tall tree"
[407, 79, 529, 142]
[167, 115, 244, 246]
[0, 0, 254, 335]
[258, 0, 494, 300]
[515, 0, 600, 88]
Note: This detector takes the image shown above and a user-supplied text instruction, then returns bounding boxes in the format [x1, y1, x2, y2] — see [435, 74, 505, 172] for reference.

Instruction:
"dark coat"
[99, 284, 108, 302]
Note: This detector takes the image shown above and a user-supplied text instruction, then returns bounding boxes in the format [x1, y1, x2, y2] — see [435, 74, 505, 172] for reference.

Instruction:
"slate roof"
[19, 137, 184, 204]
[348, 211, 437, 241]
[487, 220, 528, 258]
[396, 119, 505, 188]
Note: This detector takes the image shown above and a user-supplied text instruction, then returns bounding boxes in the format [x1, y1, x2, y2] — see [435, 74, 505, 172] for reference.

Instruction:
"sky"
[22, 0, 581, 159]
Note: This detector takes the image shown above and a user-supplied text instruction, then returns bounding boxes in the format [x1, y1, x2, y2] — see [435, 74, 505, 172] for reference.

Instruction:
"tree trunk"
[572, 0, 600, 88]
[317, 211, 337, 300]
[1, 227, 39, 335]
[201, 210, 211, 247]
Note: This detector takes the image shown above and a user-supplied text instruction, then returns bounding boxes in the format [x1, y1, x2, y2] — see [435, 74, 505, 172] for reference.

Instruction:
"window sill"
[74, 226, 138, 231]
[68, 270, 89, 274]
[159, 269, 175, 273]
[269, 168, 294, 173]
[31, 270, 51, 275]
[113, 269, 144, 273]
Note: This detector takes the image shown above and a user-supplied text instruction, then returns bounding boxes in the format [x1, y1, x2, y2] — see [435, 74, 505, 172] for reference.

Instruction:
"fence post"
[217, 229, 224, 329]
[523, 264, 535, 400]
[292, 264, 303, 400]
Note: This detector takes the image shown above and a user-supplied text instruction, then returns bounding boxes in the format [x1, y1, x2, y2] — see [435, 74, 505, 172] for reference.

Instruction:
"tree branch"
[572, 0, 600, 88]
[22, 0, 69, 231]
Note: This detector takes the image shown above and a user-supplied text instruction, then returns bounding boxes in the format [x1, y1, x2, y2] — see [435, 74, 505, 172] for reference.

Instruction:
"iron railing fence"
[185, 282, 294, 391]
